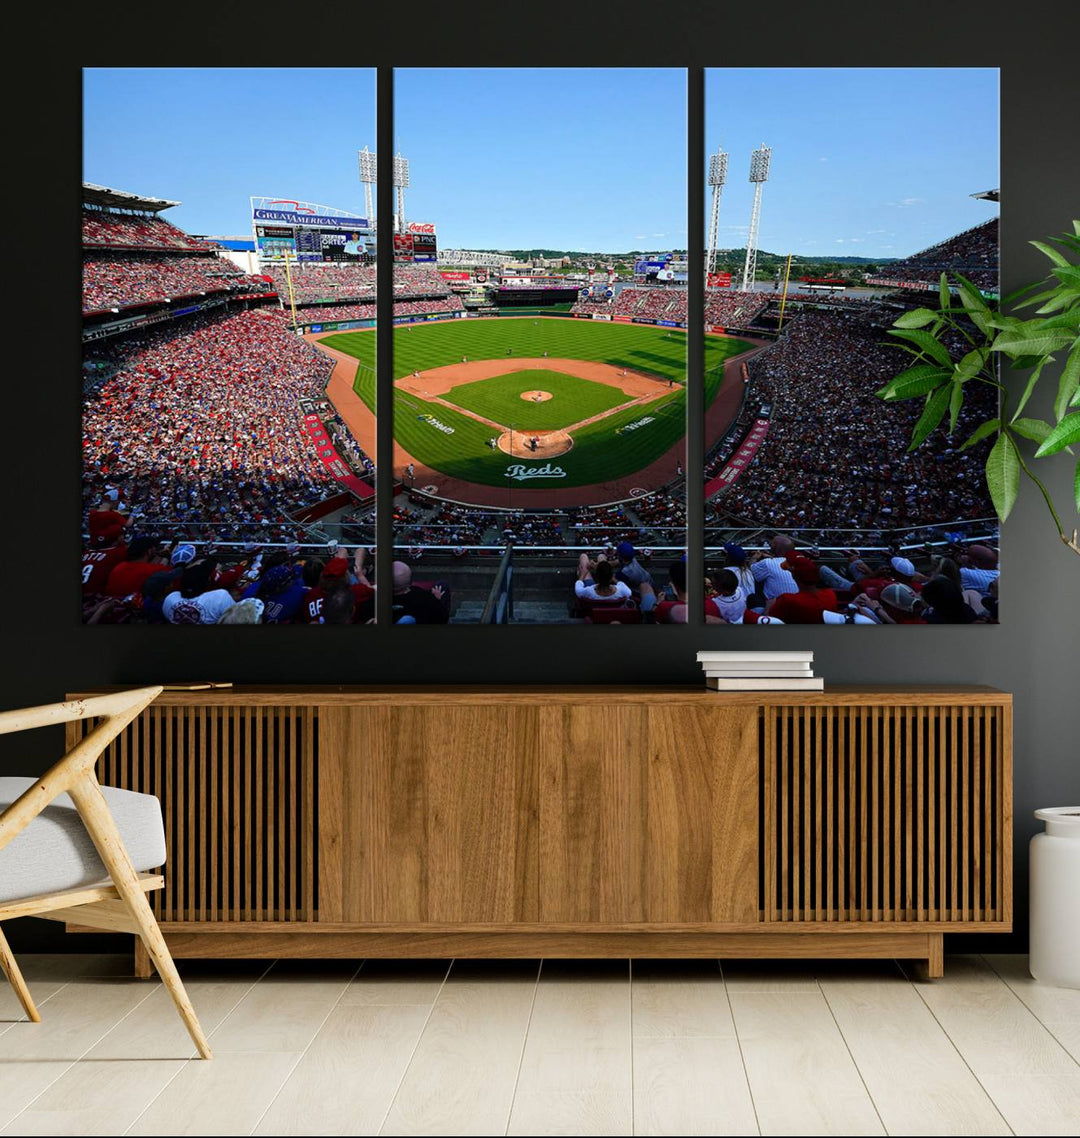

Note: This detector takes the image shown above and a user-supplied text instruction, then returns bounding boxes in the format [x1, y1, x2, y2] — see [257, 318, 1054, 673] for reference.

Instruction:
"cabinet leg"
[927, 933, 944, 979]
[134, 937, 151, 979]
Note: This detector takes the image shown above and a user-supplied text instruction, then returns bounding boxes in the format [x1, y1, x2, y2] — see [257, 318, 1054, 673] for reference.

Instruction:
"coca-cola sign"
[407, 221, 436, 235]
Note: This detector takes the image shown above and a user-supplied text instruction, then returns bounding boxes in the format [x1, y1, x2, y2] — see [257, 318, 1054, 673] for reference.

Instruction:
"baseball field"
[319, 317, 752, 494]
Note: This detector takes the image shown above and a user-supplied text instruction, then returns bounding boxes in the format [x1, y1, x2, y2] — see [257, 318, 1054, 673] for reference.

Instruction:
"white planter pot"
[1030, 807, 1080, 989]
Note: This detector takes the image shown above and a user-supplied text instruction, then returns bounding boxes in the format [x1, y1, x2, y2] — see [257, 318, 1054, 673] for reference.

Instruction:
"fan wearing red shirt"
[301, 555, 374, 624]
[82, 508, 129, 595]
[105, 536, 168, 598]
[767, 557, 838, 624]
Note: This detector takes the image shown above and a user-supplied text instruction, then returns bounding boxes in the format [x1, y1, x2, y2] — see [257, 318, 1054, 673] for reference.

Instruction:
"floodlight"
[707, 150, 728, 187]
[392, 154, 410, 189]
[748, 144, 772, 184]
[357, 148, 377, 184]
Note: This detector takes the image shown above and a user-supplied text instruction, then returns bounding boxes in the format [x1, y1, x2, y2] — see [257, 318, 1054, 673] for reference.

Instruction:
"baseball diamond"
[312, 317, 755, 505]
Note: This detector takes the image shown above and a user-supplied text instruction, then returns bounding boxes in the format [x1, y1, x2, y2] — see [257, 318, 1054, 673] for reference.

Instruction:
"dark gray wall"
[3, 8, 1078, 953]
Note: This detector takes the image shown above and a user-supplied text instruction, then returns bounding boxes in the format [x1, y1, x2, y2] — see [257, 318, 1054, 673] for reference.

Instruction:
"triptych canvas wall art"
[81, 66, 999, 626]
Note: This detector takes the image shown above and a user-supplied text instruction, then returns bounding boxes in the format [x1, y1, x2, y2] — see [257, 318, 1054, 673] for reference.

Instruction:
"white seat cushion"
[0, 777, 166, 904]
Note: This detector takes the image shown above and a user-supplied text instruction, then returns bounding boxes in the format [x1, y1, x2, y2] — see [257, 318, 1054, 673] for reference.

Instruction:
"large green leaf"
[1010, 357, 1048, 421]
[985, 433, 1020, 522]
[955, 348, 989, 382]
[1009, 417, 1052, 444]
[894, 307, 938, 328]
[876, 364, 951, 401]
[993, 326, 1074, 358]
[887, 328, 954, 367]
[1034, 412, 1080, 458]
[939, 272, 951, 310]
[908, 384, 952, 450]
[949, 380, 964, 434]
[1031, 239, 1070, 268]
[955, 275, 992, 333]
[959, 418, 1001, 451]
[1056, 342, 1080, 422]
[1051, 265, 1080, 288]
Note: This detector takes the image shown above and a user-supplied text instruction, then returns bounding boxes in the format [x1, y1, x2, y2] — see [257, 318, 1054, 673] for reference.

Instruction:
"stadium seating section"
[871, 219, 998, 291]
[82, 208, 213, 251]
[570, 286, 770, 329]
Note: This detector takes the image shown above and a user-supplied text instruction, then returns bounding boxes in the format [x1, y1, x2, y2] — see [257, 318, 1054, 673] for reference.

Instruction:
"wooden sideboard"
[66, 686, 1012, 977]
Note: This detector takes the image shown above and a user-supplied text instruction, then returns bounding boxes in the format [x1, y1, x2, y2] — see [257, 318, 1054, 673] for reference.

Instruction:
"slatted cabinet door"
[69, 703, 318, 924]
[762, 702, 1009, 927]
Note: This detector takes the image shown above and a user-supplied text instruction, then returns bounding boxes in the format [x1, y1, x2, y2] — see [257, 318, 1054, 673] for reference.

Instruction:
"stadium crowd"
[82, 310, 370, 548]
[701, 534, 999, 625]
[710, 305, 997, 530]
[569, 286, 769, 331]
[82, 208, 212, 251]
[869, 219, 998, 292]
[705, 289, 770, 328]
[267, 264, 453, 304]
[83, 253, 267, 313]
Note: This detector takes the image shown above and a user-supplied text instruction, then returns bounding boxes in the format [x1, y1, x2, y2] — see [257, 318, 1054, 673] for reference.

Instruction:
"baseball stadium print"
[370, 66, 691, 624]
[82, 69, 379, 626]
[701, 68, 1001, 628]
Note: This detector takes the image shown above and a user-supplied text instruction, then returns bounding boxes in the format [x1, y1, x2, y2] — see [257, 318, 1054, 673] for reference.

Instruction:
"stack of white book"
[696, 650, 823, 691]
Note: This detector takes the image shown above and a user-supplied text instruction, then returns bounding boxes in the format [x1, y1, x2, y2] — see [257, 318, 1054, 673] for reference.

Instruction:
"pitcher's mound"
[520, 390, 553, 403]
[497, 429, 573, 459]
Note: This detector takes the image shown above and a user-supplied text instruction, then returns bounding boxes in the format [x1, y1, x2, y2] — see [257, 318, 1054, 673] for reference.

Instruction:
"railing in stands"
[479, 545, 515, 624]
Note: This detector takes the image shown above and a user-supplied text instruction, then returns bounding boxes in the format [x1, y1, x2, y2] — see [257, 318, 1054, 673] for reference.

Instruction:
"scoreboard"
[251, 197, 373, 264]
[394, 224, 439, 263]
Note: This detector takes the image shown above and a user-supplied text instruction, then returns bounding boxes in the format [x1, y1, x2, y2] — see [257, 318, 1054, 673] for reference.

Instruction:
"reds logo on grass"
[504, 463, 567, 481]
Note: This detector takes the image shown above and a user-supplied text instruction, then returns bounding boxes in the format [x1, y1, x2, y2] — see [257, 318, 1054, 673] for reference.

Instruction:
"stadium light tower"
[741, 144, 772, 291]
[705, 144, 729, 289]
[392, 153, 410, 231]
[357, 147, 377, 225]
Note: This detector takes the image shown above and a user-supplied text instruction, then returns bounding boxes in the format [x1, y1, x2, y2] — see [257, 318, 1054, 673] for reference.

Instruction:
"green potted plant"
[875, 220, 1080, 556]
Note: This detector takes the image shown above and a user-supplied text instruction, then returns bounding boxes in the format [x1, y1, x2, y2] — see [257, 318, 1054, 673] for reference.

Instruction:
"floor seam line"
[247, 957, 365, 1135]
[720, 958, 762, 1137]
[376, 958, 454, 1136]
[905, 961, 1016, 1136]
[504, 958, 543, 1136]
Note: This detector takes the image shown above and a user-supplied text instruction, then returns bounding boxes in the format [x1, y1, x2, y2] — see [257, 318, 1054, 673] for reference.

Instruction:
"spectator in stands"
[244, 559, 308, 624]
[574, 554, 632, 606]
[614, 541, 656, 613]
[105, 536, 168, 598]
[391, 561, 450, 624]
[301, 552, 373, 624]
[959, 544, 999, 597]
[750, 535, 799, 602]
[851, 583, 926, 625]
[766, 556, 838, 624]
[218, 598, 265, 624]
[707, 569, 749, 624]
[920, 576, 980, 624]
[82, 508, 130, 595]
[930, 555, 986, 616]
[656, 558, 689, 623]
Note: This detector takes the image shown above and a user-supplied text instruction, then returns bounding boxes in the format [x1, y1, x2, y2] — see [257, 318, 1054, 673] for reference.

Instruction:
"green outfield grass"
[322, 319, 752, 490]
[443, 369, 630, 431]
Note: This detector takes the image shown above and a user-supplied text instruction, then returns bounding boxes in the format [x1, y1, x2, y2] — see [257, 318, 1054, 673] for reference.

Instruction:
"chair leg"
[69, 777, 213, 1059]
[0, 924, 40, 1023]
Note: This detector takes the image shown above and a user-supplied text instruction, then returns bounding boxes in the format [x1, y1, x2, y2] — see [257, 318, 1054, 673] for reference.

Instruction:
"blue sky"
[83, 69, 377, 236]
[393, 68, 686, 251]
[706, 68, 999, 259]
[84, 67, 997, 257]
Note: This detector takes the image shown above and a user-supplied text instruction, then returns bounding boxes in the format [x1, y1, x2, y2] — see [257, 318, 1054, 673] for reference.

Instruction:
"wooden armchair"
[0, 687, 211, 1059]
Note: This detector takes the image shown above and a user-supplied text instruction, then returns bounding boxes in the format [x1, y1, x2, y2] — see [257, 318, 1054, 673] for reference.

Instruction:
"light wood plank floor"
[1, 954, 1077, 1136]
